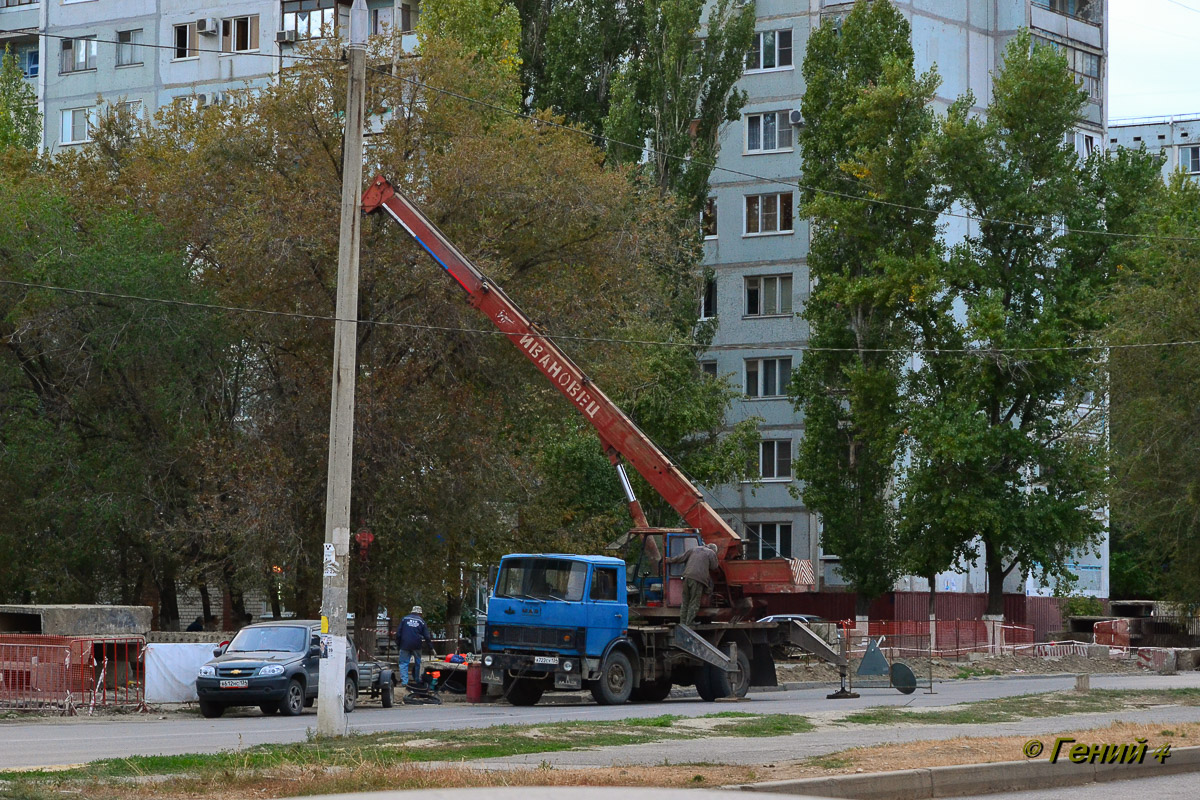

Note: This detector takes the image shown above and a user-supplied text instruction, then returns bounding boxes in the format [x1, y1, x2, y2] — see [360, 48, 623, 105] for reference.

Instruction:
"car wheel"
[591, 651, 633, 705]
[199, 700, 225, 719]
[279, 679, 305, 716]
[381, 679, 394, 708]
[344, 675, 358, 713]
[259, 703, 279, 715]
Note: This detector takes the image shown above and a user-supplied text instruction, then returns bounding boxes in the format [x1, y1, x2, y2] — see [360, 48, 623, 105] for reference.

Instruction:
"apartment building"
[1108, 114, 1200, 183]
[703, 0, 1109, 598]
[0, 0, 420, 152]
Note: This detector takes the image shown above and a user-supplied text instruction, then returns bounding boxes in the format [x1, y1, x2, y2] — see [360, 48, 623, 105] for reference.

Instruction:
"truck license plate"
[533, 656, 559, 665]
[220, 679, 249, 689]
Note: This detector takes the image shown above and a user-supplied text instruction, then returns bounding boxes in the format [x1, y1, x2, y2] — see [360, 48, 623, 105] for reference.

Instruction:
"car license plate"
[533, 656, 558, 665]
[220, 679, 249, 689]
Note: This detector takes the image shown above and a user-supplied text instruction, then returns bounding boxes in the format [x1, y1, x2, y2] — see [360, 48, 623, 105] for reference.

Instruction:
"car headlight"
[198, 665, 215, 678]
[483, 655, 493, 667]
[562, 660, 573, 672]
[258, 664, 285, 677]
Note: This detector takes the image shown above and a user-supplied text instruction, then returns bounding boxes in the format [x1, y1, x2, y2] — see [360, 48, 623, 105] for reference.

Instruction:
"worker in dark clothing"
[666, 543, 719, 627]
[396, 605, 434, 687]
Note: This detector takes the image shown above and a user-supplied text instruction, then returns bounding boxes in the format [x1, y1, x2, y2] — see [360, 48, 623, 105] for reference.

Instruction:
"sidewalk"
[459, 705, 1200, 769]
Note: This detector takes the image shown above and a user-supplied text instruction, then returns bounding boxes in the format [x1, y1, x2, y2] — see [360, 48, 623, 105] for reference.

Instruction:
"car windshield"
[228, 626, 309, 653]
[495, 558, 587, 601]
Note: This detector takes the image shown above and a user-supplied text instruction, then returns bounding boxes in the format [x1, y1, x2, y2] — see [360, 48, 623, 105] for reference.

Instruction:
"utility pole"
[317, 0, 369, 738]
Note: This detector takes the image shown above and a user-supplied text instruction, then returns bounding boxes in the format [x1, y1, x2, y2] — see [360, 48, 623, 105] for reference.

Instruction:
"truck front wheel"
[504, 676, 545, 706]
[589, 651, 633, 705]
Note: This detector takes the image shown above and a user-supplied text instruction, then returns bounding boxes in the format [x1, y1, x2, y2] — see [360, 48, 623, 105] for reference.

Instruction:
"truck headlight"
[562, 660, 573, 672]
[198, 665, 215, 678]
[483, 655, 493, 667]
[258, 664, 285, 676]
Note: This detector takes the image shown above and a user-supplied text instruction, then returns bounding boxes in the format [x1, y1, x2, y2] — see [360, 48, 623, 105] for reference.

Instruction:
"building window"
[1032, 0, 1099, 23]
[3, 0, 38, 6]
[371, 7, 393, 35]
[19, 47, 38, 78]
[1032, 35, 1101, 99]
[745, 357, 791, 398]
[1183, 146, 1200, 174]
[746, 29, 792, 71]
[700, 360, 717, 378]
[758, 440, 792, 480]
[60, 37, 97, 73]
[745, 275, 792, 317]
[116, 29, 143, 67]
[222, 16, 260, 53]
[119, 99, 143, 119]
[745, 192, 793, 235]
[700, 277, 716, 320]
[174, 22, 198, 59]
[701, 197, 717, 238]
[283, 0, 336, 40]
[746, 111, 793, 153]
[747, 522, 792, 559]
[61, 107, 96, 145]
[401, 2, 419, 32]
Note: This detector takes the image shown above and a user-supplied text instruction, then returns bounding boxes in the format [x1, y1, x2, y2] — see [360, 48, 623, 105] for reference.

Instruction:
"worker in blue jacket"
[396, 605, 434, 687]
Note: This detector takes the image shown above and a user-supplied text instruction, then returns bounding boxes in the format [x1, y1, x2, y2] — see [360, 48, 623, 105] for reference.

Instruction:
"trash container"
[466, 662, 483, 703]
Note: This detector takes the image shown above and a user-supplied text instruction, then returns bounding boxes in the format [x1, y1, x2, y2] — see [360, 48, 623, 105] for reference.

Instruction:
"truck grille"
[486, 624, 585, 652]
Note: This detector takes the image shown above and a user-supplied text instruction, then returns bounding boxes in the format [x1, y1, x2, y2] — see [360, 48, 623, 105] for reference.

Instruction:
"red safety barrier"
[0, 634, 145, 714]
[855, 619, 1036, 661]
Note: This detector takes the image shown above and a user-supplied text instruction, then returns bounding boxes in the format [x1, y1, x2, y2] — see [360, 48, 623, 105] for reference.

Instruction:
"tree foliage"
[790, 0, 942, 606]
[0, 45, 39, 151]
[1107, 171, 1200, 610]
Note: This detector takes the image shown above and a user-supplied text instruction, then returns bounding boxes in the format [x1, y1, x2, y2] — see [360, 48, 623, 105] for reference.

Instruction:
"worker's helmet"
[411, 605, 423, 615]
[706, 543, 718, 552]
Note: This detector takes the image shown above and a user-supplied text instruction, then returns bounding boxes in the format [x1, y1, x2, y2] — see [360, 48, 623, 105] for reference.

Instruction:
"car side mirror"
[213, 643, 227, 657]
[309, 645, 321, 657]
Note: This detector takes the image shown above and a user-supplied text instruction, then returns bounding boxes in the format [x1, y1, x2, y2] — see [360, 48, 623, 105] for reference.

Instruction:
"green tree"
[908, 31, 1162, 614]
[0, 45, 39, 151]
[603, 0, 755, 213]
[417, 0, 523, 86]
[1107, 171, 1200, 610]
[789, 0, 943, 609]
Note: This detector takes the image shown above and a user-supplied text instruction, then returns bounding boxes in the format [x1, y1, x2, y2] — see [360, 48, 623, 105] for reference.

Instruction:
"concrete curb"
[731, 745, 1200, 798]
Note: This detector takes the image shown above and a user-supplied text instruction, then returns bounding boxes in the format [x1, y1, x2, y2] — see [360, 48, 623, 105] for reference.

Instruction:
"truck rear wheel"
[727, 645, 752, 698]
[589, 651, 633, 705]
[695, 663, 730, 701]
[504, 676, 545, 706]
[630, 678, 672, 703]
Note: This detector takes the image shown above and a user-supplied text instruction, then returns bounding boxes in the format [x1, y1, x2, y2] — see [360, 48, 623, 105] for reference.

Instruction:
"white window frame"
[61, 36, 97, 74]
[745, 356, 792, 398]
[283, 0, 337, 40]
[701, 196, 717, 239]
[1183, 146, 1200, 174]
[746, 522, 793, 559]
[744, 192, 794, 236]
[745, 274, 793, 317]
[174, 22, 199, 60]
[116, 29, 143, 67]
[745, 110, 793, 154]
[746, 29, 793, 72]
[60, 106, 96, 145]
[221, 15, 260, 54]
[758, 439, 793, 481]
[19, 47, 38, 78]
[371, 6, 394, 35]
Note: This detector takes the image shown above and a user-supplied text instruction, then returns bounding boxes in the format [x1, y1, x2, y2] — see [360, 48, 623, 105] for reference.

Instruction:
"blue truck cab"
[481, 553, 631, 705]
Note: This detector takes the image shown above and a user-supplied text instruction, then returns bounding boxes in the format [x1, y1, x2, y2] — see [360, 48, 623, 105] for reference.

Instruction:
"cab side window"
[590, 567, 618, 601]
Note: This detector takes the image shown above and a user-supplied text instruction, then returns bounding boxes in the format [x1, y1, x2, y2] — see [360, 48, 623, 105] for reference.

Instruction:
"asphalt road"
[3, 672, 1199, 771]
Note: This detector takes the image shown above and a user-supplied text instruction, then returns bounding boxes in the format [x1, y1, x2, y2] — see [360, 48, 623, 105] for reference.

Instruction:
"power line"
[7, 27, 1200, 244]
[5, 278, 1200, 356]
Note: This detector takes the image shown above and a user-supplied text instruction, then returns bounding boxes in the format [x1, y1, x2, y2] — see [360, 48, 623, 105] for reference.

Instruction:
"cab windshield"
[495, 558, 587, 601]
[228, 625, 309, 653]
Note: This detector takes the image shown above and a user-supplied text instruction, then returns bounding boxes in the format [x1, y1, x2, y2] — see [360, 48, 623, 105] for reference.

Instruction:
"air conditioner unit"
[276, 29, 299, 44]
[197, 18, 219, 36]
[788, 109, 805, 127]
[197, 91, 224, 107]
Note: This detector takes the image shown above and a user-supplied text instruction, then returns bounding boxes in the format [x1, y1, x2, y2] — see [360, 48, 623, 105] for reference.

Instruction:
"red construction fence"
[851, 619, 1035, 661]
[0, 634, 145, 713]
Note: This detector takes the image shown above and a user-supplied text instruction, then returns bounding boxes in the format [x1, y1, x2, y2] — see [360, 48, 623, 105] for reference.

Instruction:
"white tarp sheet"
[145, 642, 217, 703]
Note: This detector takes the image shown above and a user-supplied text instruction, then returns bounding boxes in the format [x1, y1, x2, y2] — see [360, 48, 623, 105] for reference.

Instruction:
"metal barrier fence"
[852, 620, 1036, 661]
[0, 634, 145, 713]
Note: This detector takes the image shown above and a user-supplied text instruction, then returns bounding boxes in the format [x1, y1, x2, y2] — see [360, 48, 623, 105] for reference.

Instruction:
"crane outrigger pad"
[673, 624, 735, 672]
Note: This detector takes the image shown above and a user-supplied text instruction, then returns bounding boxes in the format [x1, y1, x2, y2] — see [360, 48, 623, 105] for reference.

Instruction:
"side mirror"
[308, 645, 321, 657]
[213, 643, 227, 657]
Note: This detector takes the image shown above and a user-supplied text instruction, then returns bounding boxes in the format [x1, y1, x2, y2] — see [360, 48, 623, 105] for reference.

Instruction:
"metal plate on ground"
[890, 662, 917, 694]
